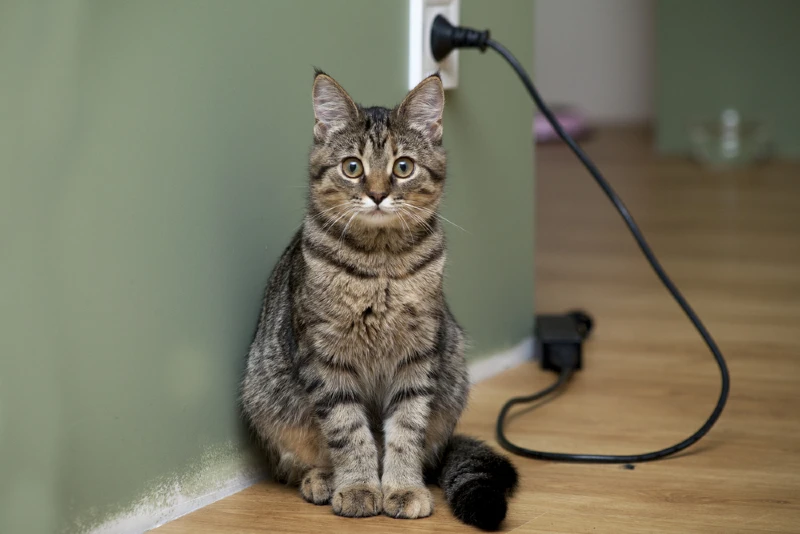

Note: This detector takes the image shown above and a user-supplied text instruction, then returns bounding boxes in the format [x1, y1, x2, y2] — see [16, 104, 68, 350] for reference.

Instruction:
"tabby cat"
[240, 70, 517, 530]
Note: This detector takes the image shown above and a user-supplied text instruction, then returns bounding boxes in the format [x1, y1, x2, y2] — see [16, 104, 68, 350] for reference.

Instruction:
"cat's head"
[307, 70, 446, 234]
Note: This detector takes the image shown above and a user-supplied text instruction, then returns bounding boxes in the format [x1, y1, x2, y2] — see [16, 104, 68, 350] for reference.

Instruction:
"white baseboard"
[88, 450, 264, 534]
[144, 472, 263, 533]
[468, 336, 535, 384]
[90, 337, 534, 533]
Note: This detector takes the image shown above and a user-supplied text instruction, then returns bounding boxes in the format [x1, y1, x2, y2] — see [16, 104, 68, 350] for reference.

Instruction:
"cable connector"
[430, 15, 490, 62]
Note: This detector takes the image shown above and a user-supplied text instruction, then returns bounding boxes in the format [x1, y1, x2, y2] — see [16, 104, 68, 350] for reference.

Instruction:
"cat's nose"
[367, 191, 388, 205]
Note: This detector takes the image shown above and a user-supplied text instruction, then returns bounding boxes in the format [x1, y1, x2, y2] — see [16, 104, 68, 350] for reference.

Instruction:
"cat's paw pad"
[300, 468, 333, 505]
[383, 486, 434, 519]
[332, 483, 382, 517]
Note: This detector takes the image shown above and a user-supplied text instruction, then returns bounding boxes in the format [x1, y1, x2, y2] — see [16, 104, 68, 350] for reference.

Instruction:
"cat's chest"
[309, 274, 440, 362]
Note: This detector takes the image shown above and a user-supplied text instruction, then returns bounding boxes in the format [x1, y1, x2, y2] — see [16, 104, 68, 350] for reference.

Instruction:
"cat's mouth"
[358, 208, 397, 225]
[366, 207, 390, 215]
[364, 208, 393, 217]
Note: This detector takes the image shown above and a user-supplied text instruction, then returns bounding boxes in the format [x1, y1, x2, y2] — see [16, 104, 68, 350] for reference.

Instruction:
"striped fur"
[241, 71, 517, 529]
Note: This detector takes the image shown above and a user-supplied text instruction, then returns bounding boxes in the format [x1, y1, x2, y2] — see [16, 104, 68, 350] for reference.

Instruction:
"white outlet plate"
[408, 0, 460, 90]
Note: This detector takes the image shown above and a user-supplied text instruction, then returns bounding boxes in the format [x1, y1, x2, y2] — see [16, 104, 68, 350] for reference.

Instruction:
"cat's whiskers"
[322, 204, 356, 233]
[293, 202, 352, 232]
[399, 206, 435, 235]
[338, 210, 359, 248]
[315, 202, 354, 217]
[404, 204, 469, 234]
[396, 210, 414, 244]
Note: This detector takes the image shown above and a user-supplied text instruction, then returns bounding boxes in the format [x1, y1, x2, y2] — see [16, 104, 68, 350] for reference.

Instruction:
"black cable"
[498, 367, 574, 421]
[485, 38, 731, 463]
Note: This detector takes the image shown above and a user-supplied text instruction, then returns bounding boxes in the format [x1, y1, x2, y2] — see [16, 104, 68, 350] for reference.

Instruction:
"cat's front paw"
[332, 483, 382, 517]
[383, 485, 434, 519]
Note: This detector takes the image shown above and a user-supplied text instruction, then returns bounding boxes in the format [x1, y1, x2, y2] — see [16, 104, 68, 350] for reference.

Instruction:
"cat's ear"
[398, 73, 445, 143]
[312, 70, 358, 140]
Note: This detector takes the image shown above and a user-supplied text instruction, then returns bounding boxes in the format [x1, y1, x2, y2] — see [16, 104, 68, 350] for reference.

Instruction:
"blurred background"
[536, 0, 655, 125]
[535, 0, 799, 160]
[1, 1, 798, 533]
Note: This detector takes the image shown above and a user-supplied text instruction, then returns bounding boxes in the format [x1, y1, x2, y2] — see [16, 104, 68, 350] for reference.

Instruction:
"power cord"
[430, 15, 731, 463]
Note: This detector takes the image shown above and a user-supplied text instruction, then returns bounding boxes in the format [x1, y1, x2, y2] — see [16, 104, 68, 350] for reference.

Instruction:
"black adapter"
[535, 311, 593, 372]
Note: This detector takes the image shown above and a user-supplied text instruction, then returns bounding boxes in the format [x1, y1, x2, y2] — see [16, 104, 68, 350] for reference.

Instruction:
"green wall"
[656, 0, 800, 157]
[0, 1, 534, 532]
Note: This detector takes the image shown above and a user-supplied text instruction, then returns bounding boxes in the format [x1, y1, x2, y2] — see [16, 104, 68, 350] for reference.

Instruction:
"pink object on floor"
[534, 106, 590, 143]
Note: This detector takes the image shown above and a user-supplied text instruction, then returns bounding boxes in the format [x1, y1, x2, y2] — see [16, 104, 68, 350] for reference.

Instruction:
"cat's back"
[249, 229, 305, 359]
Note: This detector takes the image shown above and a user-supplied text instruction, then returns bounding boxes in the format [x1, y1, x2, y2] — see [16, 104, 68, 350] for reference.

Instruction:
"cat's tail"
[436, 435, 519, 531]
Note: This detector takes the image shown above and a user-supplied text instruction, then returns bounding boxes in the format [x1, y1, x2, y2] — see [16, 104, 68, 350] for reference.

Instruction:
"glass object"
[688, 109, 771, 168]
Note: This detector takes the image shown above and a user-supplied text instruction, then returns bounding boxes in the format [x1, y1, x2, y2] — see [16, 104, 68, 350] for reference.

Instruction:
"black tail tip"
[451, 485, 509, 531]
[439, 435, 519, 530]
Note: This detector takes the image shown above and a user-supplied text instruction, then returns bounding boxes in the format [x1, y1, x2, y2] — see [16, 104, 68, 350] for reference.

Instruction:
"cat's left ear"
[399, 74, 445, 143]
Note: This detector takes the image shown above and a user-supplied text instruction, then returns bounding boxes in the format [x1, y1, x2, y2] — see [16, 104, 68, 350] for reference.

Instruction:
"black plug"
[535, 311, 593, 372]
[430, 15, 490, 62]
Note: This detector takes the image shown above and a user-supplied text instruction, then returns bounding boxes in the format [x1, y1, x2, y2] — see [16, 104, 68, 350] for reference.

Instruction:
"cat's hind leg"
[300, 466, 334, 505]
[273, 424, 333, 505]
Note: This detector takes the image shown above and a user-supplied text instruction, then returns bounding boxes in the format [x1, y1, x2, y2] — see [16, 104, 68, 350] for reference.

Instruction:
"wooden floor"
[157, 128, 800, 533]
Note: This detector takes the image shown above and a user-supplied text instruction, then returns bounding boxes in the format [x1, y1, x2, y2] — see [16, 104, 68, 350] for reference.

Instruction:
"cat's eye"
[393, 157, 415, 179]
[341, 157, 364, 179]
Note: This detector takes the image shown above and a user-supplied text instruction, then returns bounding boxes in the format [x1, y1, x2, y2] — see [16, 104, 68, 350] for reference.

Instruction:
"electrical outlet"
[408, 0, 460, 90]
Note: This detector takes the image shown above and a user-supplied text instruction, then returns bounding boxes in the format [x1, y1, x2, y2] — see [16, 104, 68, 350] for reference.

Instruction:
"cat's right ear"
[312, 70, 358, 141]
